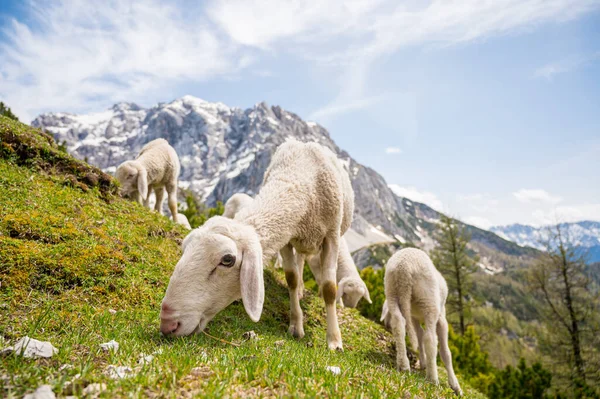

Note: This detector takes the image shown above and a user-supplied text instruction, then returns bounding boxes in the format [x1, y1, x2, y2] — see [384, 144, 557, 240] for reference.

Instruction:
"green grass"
[0, 117, 485, 398]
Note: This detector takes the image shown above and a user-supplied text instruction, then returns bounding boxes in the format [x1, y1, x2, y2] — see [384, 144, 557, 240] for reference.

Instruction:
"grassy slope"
[0, 116, 484, 398]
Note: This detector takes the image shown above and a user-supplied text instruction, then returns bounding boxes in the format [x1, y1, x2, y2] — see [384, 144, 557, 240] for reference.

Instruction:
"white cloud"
[532, 204, 600, 225]
[534, 52, 600, 80]
[513, 189, 563, 205]
[308, 94, 387, 121]
[206, 0, 378, 50]
[389, 184, 444, 211]
[0, 0, 251, 121]
[302, 0, 600, 120]
[385, 147, 402, 154]
[2, 0, 598, 121]
[457, 193, 500, 213]
[463, 216, 493, 229]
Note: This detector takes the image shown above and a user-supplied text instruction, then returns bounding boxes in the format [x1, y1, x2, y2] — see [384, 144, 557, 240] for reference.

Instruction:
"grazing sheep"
[304, 238, 372, 308]
[115, 139, 180, 222]
[381, 248, 462, 395]
[176, 213, 192, 230]
[222, 193, 368, 305]
[160, 139, 353, 351]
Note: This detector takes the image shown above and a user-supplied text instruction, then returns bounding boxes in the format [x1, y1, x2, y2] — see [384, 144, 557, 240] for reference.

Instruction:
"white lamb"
[304, 238, 372, 308]
[160, 139, 354, 350]
[223, 193, 370, 307]
[115, 138, 180, 222]
[381, 248, 462, 395]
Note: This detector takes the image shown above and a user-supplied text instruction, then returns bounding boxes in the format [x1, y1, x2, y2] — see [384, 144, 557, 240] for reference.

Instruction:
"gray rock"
[23, 385, 55, 399]
[1, 337, 58, 358]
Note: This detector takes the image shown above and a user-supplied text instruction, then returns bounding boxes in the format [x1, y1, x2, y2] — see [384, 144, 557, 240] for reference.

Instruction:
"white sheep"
[381, 248, 462, 395]
[223, 193, 284, 269]
[115, 138, 180, 222]
[222, 192, 369, 307]
[160, 139, 354, 351]
[304, 238, 372, 308]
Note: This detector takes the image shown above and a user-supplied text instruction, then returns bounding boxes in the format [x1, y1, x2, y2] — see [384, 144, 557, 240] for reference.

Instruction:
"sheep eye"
[219, 254, 236, 267]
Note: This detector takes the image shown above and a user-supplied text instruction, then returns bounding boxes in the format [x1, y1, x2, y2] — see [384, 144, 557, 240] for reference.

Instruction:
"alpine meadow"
[1, 1, 600, 398]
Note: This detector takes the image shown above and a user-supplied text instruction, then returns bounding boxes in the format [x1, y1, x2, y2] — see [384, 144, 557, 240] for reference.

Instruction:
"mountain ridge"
[32, 96, 538, 272]
[491, 220, 600, 263]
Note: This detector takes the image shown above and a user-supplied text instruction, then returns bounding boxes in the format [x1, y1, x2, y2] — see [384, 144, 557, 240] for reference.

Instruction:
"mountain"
[491, 221, 600, 263]
[31, 96, 536, 272]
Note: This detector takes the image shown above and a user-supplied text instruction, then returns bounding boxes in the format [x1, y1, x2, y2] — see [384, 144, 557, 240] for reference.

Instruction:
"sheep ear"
[137, 167, 148, 201]
[380, 300, 389, 322]
[363, 285, 372, 304]
[240, 240, 264, 322]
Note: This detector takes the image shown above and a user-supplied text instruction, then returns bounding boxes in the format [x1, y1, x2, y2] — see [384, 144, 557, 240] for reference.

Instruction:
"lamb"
[381, 248, 462, 395]
[160, 139, 354, 351]
[115, 138, 180, 222]
[304, 238, 372, 308]
[223, 193, 370, 307]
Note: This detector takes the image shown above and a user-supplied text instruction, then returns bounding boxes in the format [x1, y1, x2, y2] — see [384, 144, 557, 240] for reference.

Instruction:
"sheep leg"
[154, 187, 165, 214]
[424, 315, 439, 384]
[437, 315, 462, 395]
[274, 253, 283, 269]
[307, 254, 323, 292]
[166, 183, 178, 223]
[413, 318, 426, 370]
[321, 235, 343, 351]
[295, 253, 306, 300]
[388, 298, 410, 371]
[281, 244, 304, 339]
[133, 191, 142, 205]
[143, 187, 152, 208]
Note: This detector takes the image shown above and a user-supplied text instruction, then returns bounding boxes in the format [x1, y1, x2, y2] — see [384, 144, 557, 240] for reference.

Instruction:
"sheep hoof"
[288, 324, 305, 339]
[426, 375, 439, 385]
[451, 386, 463, 396]
[327, 340, 343, 351]
[396, 363, 411, 373]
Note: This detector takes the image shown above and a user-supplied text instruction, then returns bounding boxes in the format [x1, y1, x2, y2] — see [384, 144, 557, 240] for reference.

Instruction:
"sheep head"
[337, 277, 372, 308]
[160, 216, 264, 336]
[115, 161, 148, 200]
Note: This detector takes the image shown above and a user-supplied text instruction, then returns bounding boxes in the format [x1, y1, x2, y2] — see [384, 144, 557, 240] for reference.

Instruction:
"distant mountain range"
[32, 96, 537, 273]
[491, 221, 600, 263]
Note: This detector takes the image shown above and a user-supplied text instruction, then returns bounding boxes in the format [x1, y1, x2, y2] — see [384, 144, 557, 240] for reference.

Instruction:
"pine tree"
[357, 266, 385, 321]
[431, 215, 479, 335]
[179, 190, 224, 228]
[0, 101, 19, 122]
[528, 224, 600, 393]
[488, 358, 552, 399]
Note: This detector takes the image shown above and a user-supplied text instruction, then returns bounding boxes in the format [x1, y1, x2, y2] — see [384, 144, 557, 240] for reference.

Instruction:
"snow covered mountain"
[491, 221, 600, 263]
[32, 96, 416, 250]
[31, 96, 534, 270]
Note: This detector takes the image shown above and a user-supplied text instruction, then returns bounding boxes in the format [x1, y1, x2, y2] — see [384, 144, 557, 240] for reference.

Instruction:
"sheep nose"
[160, 318, 180, 335]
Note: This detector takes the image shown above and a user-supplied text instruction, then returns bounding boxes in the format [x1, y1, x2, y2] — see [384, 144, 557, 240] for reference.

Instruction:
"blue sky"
[1, 0, 599, 228]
